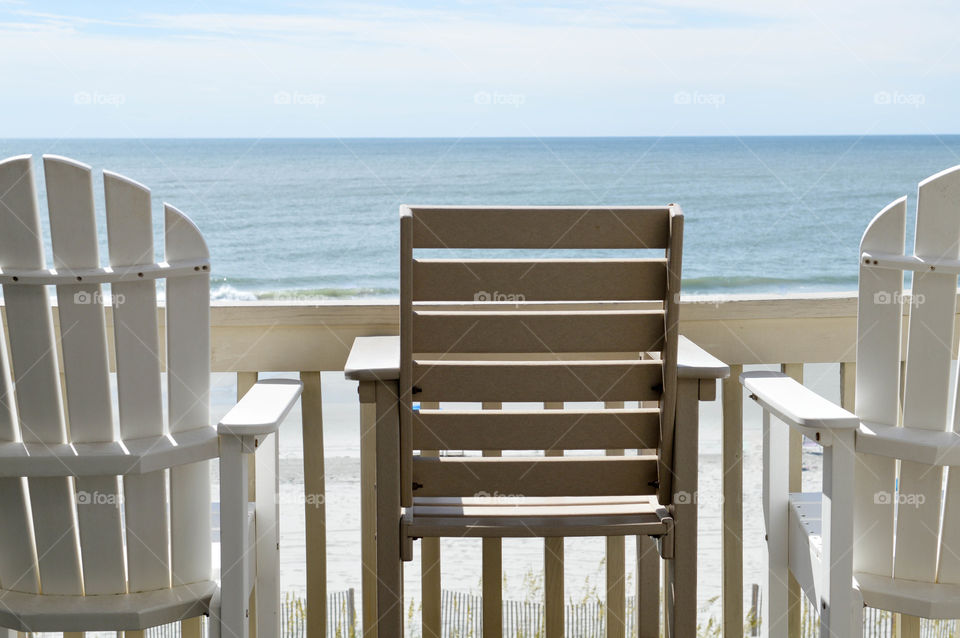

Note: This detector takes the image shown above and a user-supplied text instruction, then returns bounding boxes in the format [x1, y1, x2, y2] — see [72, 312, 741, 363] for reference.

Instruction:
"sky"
[0, 0, 958, 138]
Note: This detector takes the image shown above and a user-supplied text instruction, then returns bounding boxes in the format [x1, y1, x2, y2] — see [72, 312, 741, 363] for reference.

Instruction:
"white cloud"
[0, 1, 957, 137]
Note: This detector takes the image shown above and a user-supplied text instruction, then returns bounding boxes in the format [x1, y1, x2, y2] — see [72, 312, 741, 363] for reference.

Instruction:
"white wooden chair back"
[399, 205, 683, 506]
[0, 155, 213, 600]
[854, 166, 960, 585]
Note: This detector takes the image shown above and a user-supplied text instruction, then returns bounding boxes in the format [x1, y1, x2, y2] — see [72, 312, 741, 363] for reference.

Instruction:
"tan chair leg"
[606, 535, 626, 638]
[669, 378, 700, 637]
[422, 537, 442, 637]
[544, 537, 564, 638]
[637, 535, 660, 638]
[375, 380, 403, 637]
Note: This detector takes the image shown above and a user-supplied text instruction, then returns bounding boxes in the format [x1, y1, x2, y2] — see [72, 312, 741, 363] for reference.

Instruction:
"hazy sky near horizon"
[1, 0, 958, 138]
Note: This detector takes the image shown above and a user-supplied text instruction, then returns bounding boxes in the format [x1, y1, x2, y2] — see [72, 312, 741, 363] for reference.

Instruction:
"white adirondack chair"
[0, 155, 302, 637]
[742, 166, 960, 637]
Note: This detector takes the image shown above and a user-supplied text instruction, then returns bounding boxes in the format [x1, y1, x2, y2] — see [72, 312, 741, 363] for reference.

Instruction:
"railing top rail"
[2, 292, 947, 370]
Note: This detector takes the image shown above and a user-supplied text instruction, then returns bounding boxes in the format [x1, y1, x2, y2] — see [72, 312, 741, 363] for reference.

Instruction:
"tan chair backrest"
[399, 205, 683, 507]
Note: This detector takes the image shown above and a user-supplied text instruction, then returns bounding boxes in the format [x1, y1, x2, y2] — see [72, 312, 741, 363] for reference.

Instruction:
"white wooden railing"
[200, 293, 874, 638]
[6, 294, 872, 637]
[205, 293, 869, 638]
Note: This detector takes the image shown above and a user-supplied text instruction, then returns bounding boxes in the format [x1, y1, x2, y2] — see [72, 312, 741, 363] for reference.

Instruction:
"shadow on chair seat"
[407, 494, 673, 538]
[0, 580, 217, 633]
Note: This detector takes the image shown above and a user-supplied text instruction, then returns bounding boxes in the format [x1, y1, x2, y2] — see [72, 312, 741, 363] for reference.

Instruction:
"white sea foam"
[210, 283, 258, 301]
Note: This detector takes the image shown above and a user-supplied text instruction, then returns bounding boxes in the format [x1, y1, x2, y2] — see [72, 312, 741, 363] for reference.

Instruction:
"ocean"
[4, 136, 960, 300]
[0, 137, 953, 624]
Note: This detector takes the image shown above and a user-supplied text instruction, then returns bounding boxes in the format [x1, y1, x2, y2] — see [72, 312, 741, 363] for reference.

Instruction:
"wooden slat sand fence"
[439, 590, 640, 638]
[281, 589, 356, 638]
[437, 589, 959, 638]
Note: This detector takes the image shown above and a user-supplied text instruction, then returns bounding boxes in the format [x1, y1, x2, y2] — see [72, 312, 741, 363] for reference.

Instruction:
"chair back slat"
[104, 171, 170, 593]
[894, 168, 960, 583]
[401, 205, 679, 508]
[412, 259, 667, 302]
[164, 203, 213, 587]
[412, 309, 665, 354]
[932, 167, 960, 585]
[412, 360, 662, 403]
[411, 206, 671, 249]
[412, 408, 660, 451]
[104, 171, 164, 441]
[411, 456, 659, 497]
[0, 478, 37, 594]
[44, 156, 127, 595]
[44, 156, 115, 443]
[0, 157, 67, 444]
[852, 197, 905, 579]
[0, 158, 39, 596]
[0, 156, 82, 595]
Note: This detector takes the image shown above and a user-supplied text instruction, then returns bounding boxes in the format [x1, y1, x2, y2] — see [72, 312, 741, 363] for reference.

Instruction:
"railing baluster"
[544, 402, 564, 638]
[180, 616, 202, 638]
[604, 400, 626, 638]
[301, 371, 327, 638]
[237, 372, 259, 638]
[420, 401, 442, 638]
[481, 401, 503, 638]
[840, 362, 855, 412]
[780, 364, 803, 638]
[722, 365, 744, 638]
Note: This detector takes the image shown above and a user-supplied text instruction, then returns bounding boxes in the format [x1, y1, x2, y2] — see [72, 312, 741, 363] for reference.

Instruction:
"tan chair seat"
[406, 495, 672, 538]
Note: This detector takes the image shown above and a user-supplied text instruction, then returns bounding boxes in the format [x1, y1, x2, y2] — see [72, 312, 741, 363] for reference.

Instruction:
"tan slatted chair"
[346, 205, 728, 637]
[0, 155, 302, 638]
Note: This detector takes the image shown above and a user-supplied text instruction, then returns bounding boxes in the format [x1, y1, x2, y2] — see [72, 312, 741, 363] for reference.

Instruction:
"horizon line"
[4, 133, 960, 141]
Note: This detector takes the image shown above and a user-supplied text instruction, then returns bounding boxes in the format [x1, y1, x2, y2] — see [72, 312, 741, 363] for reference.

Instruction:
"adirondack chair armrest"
[677, 336, 728, 401]
[677, 335, 729, 379]
[344, 335, 400, 381]
[740, 371, 860, 439]
[218, 379, 303, 437]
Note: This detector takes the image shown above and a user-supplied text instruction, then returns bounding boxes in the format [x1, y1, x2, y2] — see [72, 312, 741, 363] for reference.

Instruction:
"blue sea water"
[3, 136, 959, 299]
